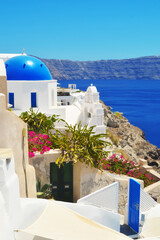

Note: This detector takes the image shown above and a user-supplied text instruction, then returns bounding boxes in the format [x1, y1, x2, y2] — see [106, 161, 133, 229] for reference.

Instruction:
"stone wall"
[29, 149, 61, 186]
[31, 151, 143, 214]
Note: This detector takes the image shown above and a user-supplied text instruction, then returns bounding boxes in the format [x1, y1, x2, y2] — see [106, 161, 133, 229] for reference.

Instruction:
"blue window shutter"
[9, 93, 14, 108]
[31, 92, 37, 107]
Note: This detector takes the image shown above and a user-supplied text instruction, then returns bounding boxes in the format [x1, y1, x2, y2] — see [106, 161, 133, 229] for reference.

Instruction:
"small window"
[88, 112, 91, 118]
[9, 93, 14, 108]
[31, 92, 37, 107]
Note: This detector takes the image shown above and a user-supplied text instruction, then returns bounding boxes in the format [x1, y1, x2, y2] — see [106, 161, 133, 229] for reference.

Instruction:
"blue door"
[31, 92, 37, 107]
[9, 93, 14, 108]
[128, 178, 140, 233]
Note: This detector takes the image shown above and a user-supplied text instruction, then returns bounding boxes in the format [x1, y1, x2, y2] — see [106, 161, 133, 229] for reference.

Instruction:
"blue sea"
[59, 79, 160, 148]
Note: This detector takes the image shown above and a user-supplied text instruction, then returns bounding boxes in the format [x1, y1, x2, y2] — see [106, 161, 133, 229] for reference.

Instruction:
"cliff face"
[41, 56, 160, 80]
[102, 102, 160, 169]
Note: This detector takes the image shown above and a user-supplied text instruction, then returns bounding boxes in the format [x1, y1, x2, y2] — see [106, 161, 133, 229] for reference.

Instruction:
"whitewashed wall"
[0, 53, 25, 62]
[7, 81, 106, 136]
[82, 85, 106, 135]
[7, 80, 57, 111]
[0, 59, 6, 76]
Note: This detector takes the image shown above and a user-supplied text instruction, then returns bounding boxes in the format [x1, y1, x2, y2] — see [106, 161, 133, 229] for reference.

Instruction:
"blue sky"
[1, 0, 160, 60]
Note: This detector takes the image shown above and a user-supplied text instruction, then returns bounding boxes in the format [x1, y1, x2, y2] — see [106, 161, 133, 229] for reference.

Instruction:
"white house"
[5, 55, 57, 113]
[0, 54, 106, 135]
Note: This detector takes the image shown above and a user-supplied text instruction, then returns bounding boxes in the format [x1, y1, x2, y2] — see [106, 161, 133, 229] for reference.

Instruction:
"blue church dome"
[5, 55, 52, 81]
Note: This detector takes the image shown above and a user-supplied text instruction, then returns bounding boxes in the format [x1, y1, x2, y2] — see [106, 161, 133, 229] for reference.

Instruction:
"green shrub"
[56, 121, 111, 169]
[114, 111, 123, 119]
[36, 180, 53, 199]
[20, 108, 58, 134]
[106, 129, 119, 146]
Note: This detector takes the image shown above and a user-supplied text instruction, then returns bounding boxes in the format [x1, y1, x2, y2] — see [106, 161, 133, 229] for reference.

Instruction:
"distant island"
[40, 56, 160, 80]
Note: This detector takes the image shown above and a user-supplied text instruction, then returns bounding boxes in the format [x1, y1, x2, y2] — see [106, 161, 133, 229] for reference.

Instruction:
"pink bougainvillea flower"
[32, 147, 37, 152]
[102, 153, 157, 187]
[28, 132, 51, 158]
[29, 131, 36, 138]
[29, 152, 35, 158]
[46, 140, 52, 146]
[43, 135, 48, 140]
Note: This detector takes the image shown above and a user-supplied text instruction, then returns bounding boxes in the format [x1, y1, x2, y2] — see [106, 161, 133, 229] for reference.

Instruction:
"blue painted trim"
[9, 92, 14, 108]
[31, 92, 37, 108]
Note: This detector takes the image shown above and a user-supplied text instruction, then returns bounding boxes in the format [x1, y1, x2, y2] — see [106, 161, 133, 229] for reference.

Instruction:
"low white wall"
[0, 192, 14, 240]
[19, 198, 48, 229]
[139, 159, 160, 201]
[145, 181, 160, 202]
[65, 105, 82, 125]
[77, 163, 143, 214]
[57, 201, 120, 232]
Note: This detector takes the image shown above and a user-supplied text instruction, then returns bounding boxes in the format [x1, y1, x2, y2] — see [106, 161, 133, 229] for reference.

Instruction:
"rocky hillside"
[102, 102, 160, 170]
[40, 56, 160, 80]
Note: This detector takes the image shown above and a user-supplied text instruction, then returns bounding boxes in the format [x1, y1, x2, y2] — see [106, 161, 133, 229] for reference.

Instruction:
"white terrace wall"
[30, 150, 143, 214]
[138, 159, 160, 202]
[144, 177, 160, 203]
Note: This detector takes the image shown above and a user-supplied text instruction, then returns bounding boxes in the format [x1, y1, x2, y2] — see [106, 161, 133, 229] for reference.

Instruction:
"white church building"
[0, 53, 106, 135]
